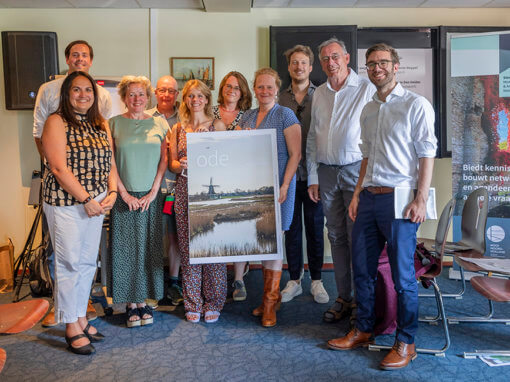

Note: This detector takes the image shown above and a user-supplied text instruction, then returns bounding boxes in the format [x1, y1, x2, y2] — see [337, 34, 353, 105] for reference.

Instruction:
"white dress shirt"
[33, 76, 113, 138]
[306, 70, 375, 185]
[360, 83, 437, 189]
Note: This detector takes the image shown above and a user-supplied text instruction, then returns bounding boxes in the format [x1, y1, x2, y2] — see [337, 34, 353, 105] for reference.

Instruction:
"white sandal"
[204, 311, 220, 324]
[185, 312, 201, 323]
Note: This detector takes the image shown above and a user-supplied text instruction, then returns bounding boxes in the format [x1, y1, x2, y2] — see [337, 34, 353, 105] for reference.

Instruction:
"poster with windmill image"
[186, 129, 282, 264]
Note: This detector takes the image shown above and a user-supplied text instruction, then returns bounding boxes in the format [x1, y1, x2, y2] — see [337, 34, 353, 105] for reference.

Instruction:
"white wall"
[1, 7, 508, 256]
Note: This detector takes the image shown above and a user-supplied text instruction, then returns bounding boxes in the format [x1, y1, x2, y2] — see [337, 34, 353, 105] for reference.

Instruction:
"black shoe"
[83, 323, 105, 343]
[65, 333, 96, 355]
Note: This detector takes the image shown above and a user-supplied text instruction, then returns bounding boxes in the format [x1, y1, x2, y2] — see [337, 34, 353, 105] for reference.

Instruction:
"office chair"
[0, 299, 49, 374]
[444, 188, 489, 299]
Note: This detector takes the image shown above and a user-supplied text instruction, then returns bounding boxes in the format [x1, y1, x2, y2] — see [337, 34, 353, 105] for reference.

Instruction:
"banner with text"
[450, 31, 510, 257]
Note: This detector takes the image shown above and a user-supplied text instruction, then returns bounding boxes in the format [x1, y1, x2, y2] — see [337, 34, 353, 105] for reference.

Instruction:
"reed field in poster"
[185, 130, 283, 264]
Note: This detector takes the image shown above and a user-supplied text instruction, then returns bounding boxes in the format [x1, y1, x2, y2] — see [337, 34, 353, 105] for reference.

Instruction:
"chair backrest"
[461, 188, 488, 253]
[432, 198, 456, 276]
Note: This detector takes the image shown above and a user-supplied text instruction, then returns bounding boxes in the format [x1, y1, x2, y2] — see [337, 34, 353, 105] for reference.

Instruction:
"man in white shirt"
[327, 43, 437, 371]
[33, 40, 112, 158]
[147, 75, 183, 306]
[33, 40, 112, 327]
[307, 38, 375, 323]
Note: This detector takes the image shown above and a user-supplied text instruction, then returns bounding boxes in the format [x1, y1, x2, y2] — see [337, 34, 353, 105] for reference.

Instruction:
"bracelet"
[108, 190, 118, 196]
[82, 195, 92, 204]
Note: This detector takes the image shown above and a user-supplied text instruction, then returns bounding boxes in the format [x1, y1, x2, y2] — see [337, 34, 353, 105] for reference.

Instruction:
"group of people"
[34, 36, 437, 371]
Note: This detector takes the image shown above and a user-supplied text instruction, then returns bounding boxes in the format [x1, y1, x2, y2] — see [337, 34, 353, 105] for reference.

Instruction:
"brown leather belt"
[365, 186, 394, 194]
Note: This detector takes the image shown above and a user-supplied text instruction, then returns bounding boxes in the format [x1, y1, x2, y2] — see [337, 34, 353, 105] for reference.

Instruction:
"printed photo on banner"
[186, 130, 283, 264]
[449, 31, 510, 258]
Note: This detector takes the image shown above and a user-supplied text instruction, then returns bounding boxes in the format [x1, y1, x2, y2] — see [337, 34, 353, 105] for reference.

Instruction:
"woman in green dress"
[108, 75, 169, 327]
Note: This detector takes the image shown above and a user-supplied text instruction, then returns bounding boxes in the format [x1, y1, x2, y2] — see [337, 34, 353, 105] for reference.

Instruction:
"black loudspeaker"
[2, 31, 59, 110]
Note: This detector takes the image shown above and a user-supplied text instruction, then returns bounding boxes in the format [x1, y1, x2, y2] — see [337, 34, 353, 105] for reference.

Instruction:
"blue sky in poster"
[186, 131, 276, 195]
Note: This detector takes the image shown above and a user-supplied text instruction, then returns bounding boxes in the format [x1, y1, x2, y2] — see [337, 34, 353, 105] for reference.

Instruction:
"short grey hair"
[317, 37, 348, 58]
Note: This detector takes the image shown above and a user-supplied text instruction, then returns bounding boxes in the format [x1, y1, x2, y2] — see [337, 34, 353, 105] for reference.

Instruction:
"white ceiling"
[0, 0, 509, 11]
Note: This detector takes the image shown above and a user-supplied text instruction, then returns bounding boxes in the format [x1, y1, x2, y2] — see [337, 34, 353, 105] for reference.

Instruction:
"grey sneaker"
[167, 283, 183, 306]
[232, 280, 247, 301]
[281, 280, 303, 302]
[310, 280, 329, 304]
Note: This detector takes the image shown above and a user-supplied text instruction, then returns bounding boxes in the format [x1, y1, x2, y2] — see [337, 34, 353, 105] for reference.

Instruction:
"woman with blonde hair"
[108, 75, 169, 328]
[239, 67, 301, 327]
[169, 79, 227, 323]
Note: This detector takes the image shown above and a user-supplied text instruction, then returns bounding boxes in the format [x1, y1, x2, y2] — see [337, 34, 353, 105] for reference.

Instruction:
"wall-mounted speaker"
[2, 31, 59, 110]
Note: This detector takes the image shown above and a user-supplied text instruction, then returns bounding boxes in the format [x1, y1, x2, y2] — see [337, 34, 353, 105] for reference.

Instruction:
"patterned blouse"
[43, 114, 112, 206]
[212, 105, 244, 131]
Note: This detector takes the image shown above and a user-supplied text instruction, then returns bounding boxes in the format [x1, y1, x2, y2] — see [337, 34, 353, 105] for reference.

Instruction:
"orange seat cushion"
[0, 299, 49, 334]
[471, 277, 510, 303]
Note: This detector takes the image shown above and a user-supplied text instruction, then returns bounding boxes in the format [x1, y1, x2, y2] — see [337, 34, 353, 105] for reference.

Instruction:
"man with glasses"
[278, 45, 327, 304]
[307, 37, 375, 324]
[327, 43, 436, 371]
[147, 75, 183, 306]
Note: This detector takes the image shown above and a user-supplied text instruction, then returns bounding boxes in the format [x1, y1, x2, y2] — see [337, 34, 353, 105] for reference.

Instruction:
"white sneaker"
[311, 280, 329, 304]
[281, 280, 303, 302]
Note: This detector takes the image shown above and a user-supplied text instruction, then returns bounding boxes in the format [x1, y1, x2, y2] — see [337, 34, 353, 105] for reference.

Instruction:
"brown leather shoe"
[328, 328, 374, 350]
[379, 340, 417, 370]
[86, 300, 98, 322]
[42, 307, 58, 328]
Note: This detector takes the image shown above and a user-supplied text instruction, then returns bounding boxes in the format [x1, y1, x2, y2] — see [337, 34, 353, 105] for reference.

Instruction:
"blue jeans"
[284, 180, 325, 280]
[352, 190, 419, 344]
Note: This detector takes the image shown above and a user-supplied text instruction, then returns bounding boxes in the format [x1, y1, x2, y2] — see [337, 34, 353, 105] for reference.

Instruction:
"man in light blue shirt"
[327, 43, 437, 371]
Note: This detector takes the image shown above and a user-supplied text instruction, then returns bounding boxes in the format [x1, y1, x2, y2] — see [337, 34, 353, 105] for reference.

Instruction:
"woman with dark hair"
[108, 75, 169, 328]
[213, 71, 252, 131]
[239, 67, 301, 327]
[213, 71, 253, 301]
[42, 70, 117, 355]
[169, 79, 227, 323]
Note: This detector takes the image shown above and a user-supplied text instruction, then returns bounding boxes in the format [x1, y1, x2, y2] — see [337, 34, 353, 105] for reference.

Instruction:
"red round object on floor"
[0, 299, 49, 334]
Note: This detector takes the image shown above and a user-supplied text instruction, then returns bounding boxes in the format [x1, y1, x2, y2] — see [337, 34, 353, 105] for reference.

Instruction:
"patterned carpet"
[1, 268, 510, 382]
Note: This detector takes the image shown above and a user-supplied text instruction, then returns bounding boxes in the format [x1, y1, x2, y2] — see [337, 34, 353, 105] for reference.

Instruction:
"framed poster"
[186, 130, 283, 264]
[170, 57, 214, 90]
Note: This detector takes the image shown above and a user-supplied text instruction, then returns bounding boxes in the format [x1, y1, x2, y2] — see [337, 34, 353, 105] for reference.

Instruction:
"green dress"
[107, 115, 169, 303]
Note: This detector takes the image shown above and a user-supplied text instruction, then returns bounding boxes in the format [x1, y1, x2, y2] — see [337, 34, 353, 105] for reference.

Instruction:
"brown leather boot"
[379, 340, 417, 370]
[327, 328, 374, 350]
[252, 268, 283, 317]
[261, 269, 282, 327]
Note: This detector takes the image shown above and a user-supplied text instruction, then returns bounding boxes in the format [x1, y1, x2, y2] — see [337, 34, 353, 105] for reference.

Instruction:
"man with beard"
[327, 43, 437, 371]
[278, 44, 327, 304]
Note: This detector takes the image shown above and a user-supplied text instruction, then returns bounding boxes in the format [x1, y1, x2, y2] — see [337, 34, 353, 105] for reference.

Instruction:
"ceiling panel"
[68, 0, 140, 8]
[252, 0, 291, 7]
[0, 0, 72, 7]
[480, 0, 510, 6]
[138, 0, 203, 8]
[288, 0, 357, 6]
[420, 0, 492, 7]
[355, 0, 425, 7]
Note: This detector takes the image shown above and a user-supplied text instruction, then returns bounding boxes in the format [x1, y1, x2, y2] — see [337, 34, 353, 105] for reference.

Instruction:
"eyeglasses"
[366, 60, 393, 71]
[320, 54, 343, 63]
[225, 84, 241, 92]
[156, 88, 178, 95]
